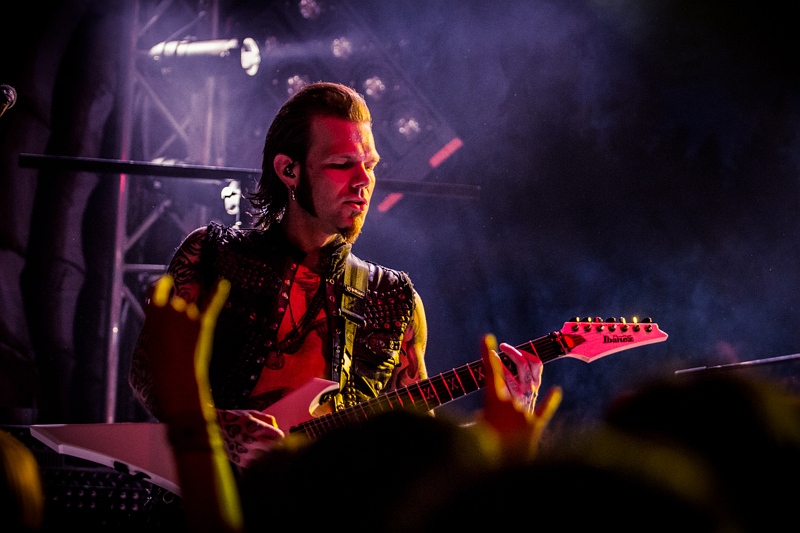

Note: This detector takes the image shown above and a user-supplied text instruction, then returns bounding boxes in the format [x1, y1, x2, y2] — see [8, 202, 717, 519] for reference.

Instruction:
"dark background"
[1, 0, 799, 436]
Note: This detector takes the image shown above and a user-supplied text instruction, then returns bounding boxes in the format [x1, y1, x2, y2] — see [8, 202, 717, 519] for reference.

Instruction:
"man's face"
[300, 115, 378, 243]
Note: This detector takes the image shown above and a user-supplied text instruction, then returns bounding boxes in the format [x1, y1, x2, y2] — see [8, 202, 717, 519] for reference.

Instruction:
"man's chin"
[340, 215, 366, 243]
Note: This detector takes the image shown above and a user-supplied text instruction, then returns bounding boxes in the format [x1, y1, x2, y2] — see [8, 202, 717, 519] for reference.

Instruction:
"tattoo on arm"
[166, 228, 206, 304]
[389, 291, 428, 390]
[129, 227, 208, 418]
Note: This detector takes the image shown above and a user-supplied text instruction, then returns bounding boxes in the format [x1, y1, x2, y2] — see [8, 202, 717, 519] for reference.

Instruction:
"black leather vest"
[199, 222, 416, 411]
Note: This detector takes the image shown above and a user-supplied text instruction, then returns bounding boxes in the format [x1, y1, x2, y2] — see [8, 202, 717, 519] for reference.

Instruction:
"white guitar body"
[29, 378, 340, 496]
[264, 378, 340, 428]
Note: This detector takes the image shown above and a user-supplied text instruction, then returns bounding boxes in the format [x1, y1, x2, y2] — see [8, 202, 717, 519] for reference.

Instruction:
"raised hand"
[140, 274, 244, 532]
[141, 274, 229, 423]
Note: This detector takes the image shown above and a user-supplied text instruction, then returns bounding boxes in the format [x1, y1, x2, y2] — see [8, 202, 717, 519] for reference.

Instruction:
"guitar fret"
[465, 361, 484, 390]
[353, 401, 369, 422]
[440, 369, 465, 399]
[430, 374, 453, 404]
[406, 383, 429, 411]
[415, 380, 440, 408]
[395, 388, 412, 407]
[373, 394, 393, 413]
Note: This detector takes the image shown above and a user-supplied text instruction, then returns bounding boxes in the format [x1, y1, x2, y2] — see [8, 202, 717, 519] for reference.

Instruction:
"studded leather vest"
[199, 222, 416, 412]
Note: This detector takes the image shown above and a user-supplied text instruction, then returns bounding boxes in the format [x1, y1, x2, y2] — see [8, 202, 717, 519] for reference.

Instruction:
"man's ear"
[273, 154, 297, 187]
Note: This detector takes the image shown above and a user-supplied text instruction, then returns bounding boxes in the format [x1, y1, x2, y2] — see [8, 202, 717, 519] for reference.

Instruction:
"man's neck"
[279, 216, 341, 268]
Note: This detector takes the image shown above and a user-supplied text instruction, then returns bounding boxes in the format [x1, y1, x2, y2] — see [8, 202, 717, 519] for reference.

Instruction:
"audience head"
[0, 429, 44, 531]
[603, 369, 800, 531]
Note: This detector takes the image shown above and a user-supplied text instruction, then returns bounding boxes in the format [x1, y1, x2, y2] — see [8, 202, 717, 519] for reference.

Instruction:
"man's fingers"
[498, 342, 524, 370]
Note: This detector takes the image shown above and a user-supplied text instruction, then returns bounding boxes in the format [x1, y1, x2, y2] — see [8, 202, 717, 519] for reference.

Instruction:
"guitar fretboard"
[290, 331, 567, 439]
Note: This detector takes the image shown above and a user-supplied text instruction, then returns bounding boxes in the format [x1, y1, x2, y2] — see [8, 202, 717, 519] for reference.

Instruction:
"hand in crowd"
[479, 334, 562, 461]
[140, 274, 244, 532]
[140, 274, 229, 423]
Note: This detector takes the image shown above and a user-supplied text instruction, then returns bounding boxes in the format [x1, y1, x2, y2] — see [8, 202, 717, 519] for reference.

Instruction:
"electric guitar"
[283, 316, 668, 439]
[30, 317, 667, 495]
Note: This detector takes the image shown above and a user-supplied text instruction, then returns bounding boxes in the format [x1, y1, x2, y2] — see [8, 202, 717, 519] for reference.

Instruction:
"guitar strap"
[333, 253, 369, 410]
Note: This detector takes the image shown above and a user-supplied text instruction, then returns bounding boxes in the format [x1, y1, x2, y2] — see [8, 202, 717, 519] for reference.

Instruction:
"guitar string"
[295, 335, 566, 436]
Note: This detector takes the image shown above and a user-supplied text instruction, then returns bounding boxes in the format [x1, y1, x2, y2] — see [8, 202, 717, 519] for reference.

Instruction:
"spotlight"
[395, 116, 421, 141]
[331, 37, 354, 59]
[285, 74, 311, 97]
[221, 180, 242, 216]
[299, 0, 322, 20]
[147, 37, 261, 76]
[362, 76, 387, 101]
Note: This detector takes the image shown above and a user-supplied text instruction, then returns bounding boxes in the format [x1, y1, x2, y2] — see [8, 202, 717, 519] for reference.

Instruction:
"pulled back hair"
[247, 82, 372, 228]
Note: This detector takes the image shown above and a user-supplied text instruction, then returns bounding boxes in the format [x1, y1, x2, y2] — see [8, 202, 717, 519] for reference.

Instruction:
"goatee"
[340, 214, 365, 244]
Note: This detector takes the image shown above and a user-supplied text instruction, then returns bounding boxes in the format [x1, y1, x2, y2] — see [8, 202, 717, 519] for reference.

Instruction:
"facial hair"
[296, 166, 365, 244]
[295, 166, 316, 217]
[340, 212, 365, 244]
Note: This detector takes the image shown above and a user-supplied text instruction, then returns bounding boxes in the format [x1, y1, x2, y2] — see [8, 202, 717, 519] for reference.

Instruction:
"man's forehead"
[309, 115, 376, 153]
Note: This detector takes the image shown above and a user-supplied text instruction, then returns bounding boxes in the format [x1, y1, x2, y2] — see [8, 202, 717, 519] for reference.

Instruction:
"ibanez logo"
[603, 334, 634, 343]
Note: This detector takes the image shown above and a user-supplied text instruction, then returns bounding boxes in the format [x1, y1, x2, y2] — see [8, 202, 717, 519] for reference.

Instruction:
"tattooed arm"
[129, 227, 208, 419]
[386, 290, 429, 397]
[130, 226, 286, 468]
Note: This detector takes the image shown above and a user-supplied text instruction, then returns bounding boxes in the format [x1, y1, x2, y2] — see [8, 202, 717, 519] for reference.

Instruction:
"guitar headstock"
[559, 316, 668, 363]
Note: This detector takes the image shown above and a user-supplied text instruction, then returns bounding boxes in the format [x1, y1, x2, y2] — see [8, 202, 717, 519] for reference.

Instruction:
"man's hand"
[217, 409, 285, 469]
[479, 334, 562, 462]
[497, 340, 543, 415]
[143, 275, 286, 465]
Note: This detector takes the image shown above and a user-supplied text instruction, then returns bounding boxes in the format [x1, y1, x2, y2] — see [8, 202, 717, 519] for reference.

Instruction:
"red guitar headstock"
[559, 316, 668, 363]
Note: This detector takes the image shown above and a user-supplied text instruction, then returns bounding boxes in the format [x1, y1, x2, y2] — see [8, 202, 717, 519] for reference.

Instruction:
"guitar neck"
[290, 331, 567, 439]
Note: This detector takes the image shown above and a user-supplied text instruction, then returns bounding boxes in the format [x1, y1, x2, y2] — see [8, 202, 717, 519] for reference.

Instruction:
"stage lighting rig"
[147, 37, 261, 76]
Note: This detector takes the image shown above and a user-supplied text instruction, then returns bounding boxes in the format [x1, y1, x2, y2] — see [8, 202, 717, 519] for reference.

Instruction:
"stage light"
[220, 180, 242, 216]
[240, 38, 261, 76]
[299, 0, 322, 20]
[362, 76, 386, 101]
[147, 37, 261, 76]
[285, 74, 311, 97]
[395, 116, 421, 141]
[331, 37, 353, 59]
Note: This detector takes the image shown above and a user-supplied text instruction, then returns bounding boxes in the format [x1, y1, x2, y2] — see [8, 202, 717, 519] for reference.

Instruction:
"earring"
[289, 186, 296, 201]
[284, 166, 295, 177]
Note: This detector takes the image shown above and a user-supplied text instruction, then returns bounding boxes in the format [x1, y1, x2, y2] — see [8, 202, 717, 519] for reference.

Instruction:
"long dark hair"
[247, 82, 372, 228]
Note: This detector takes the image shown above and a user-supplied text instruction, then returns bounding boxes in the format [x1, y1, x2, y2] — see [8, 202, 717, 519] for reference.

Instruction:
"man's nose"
[351, 164, 373, 189]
